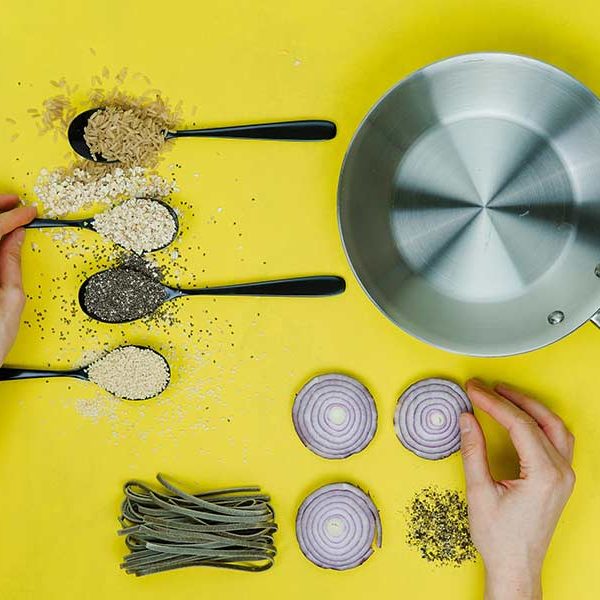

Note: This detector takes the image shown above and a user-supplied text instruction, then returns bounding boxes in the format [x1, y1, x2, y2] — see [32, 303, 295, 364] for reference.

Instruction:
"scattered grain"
[33, 164, 178, 217]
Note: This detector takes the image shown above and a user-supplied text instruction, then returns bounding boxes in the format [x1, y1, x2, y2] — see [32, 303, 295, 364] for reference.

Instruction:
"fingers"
[0, 205, 36, 237]
[495, 383, 574, 463]
[466, 379, 551, 466]
[0, 228, 26, 294]
[0, 194, 20, 211]
[459, 412, 494, 491]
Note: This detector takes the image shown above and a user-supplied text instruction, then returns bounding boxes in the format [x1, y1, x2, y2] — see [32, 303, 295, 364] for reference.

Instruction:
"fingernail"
[459, 413, 471, 433]
[467, 378, 484, 389]
[14, 228, 25, 244]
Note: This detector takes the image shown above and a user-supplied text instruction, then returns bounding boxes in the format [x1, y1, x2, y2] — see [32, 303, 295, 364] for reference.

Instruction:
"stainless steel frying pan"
[338, 53, 600, 356]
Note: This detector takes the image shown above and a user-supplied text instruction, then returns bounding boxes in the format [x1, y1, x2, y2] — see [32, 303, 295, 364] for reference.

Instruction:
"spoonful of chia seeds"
[0, 345, 170, 400]
[25, 197, 178, 254]
[80, 266, 346, 323]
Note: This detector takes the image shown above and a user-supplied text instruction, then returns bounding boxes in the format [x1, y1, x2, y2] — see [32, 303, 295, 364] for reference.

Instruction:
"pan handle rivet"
[547, 310, 565, 325]
[595, 264, 600, 278]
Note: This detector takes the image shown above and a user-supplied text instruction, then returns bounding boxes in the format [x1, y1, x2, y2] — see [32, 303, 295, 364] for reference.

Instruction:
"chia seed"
[83, 267, 169, 322]
[118, 252, 164, 280]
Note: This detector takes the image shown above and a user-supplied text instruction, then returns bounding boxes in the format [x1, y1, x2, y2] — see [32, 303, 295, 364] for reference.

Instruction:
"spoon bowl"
[68, 108, 337, 162]
[0, 345, 170, 400]
[68, 108, 112, 162]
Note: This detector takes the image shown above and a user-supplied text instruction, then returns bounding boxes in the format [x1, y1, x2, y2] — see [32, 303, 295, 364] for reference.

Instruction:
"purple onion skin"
[293, 373, 377, 459]
[394, 378, 473, 460]
[296, 482, 381, 571]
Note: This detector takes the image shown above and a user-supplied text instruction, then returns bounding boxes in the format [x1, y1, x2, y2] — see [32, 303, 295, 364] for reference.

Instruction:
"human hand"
[460, 379, 575, 600]
[0, 194, 36, 364]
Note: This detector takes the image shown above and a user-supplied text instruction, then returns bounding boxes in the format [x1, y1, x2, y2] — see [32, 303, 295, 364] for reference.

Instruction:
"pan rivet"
[547, 310, 565, 325]
[595, 264, 600, 278]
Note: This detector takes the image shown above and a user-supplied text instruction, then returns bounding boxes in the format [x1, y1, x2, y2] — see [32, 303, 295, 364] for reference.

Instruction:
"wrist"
[485, 568, 542, 600]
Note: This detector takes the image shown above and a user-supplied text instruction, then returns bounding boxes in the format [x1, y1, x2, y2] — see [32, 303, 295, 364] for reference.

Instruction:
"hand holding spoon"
[80, 268, 346, 323]
[69, 108, 337, 162]
[25, 198, 179, 253]
[0, 345, 170, 400]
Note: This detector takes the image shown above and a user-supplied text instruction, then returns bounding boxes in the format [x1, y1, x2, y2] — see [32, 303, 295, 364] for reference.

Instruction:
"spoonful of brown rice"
[0, 345, 170, 400]
[68, 107, 337, 164]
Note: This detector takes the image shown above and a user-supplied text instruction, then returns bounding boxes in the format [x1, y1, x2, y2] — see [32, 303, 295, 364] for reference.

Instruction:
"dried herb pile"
[405, 486, 477, 566]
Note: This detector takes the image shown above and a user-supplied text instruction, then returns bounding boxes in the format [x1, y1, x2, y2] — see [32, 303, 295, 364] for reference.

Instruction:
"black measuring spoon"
[69, 108, 337, 162]
[0, 345, 170, 400]
[79, 269, 346, 323]
[24, 198, 179, 252]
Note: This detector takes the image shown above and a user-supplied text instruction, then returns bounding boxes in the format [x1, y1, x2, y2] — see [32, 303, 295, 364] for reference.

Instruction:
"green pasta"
[118, 474, 277, 576]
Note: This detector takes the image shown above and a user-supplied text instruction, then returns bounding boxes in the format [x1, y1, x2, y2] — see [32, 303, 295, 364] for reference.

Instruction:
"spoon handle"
[25, 218, 91, 229]
[0, 368, 86, 381]
[173, 276, 346, 298]
[168, 120, 337, 141]
[0, 368, 61, 381]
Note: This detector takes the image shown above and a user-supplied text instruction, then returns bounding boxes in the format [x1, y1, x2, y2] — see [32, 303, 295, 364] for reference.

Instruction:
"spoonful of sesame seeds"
[79, 266, 346, 323]
[25, 198, 178, 254]
[68, 107, 337, 164]
[0, 345, 170, 400]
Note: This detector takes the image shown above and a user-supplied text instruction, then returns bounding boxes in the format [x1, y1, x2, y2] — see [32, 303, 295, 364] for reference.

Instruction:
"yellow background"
[1, 1, 599, 598]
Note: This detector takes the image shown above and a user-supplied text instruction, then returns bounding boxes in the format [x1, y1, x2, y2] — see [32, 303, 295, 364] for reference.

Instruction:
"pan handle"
[591, 311, 600, 328]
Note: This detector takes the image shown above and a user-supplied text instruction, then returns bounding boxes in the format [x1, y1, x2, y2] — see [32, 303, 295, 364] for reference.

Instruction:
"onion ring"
[296, 482, 382, 570]
[292, 373, 377, 459]
[394, 378, 472, 460]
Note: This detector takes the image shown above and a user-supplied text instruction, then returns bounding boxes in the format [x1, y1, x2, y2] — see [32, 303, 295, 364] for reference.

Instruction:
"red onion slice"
[293, 374, 377, 459]
[296, 482, 382, 570]
[394, 378, 472, 460]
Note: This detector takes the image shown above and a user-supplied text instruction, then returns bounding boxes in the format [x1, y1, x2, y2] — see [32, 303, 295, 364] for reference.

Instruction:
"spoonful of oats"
[25, 197, 178, 254]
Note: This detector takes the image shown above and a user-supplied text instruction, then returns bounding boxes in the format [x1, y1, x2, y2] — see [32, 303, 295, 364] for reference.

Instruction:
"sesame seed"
[86, 345, 170, 400]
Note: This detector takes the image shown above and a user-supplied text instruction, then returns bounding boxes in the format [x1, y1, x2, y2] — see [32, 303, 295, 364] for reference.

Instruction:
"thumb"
[0, 228, 25, 291]
[459, 412, 494, 490]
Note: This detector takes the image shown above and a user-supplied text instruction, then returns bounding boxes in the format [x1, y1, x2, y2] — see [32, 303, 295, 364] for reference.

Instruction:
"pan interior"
[391, 115, 573, 303]
[339, 54, 600, 355]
